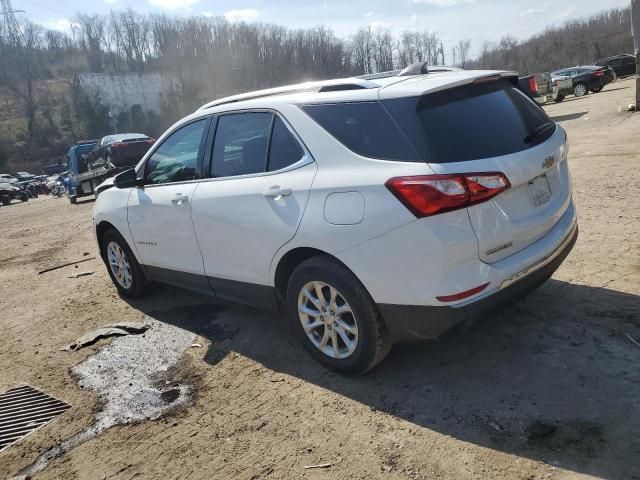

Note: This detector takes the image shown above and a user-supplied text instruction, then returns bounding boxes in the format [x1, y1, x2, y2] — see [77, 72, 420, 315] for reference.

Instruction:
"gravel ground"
[0, 77, 639, 480]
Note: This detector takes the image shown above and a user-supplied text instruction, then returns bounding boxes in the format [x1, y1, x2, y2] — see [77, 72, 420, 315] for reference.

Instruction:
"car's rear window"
[301, 80, 554, 164]
[300, 102, 420, 162]
[383, 79, 554, 163]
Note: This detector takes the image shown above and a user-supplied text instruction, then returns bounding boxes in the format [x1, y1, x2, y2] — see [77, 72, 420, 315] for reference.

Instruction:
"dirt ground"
[1, 77, 639, 480]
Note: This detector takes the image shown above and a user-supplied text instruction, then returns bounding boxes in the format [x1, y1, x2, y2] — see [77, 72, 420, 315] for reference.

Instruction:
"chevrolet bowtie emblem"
[543, 156, 555, 169]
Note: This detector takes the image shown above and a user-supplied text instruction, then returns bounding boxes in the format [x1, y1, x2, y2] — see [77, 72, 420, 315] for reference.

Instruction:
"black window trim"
[203, 108, 314, 182]
[140, 116, 212, 188]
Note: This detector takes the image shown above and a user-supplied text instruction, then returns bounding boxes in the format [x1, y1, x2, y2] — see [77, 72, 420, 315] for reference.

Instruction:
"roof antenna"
[398, 62, 430, 76]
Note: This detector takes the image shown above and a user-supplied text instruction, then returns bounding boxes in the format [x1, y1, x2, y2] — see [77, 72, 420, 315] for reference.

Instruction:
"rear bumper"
[378, 222, 578, 342]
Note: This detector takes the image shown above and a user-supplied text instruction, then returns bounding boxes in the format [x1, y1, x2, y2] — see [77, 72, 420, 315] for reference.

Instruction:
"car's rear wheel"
[591, 86, 603, 93]
[554, 94, 565, 103]
[101, 228, 150, 298]
[573, 82, 588, 97]
[1, 194, 10, 205]
[287, 255, 392, 374]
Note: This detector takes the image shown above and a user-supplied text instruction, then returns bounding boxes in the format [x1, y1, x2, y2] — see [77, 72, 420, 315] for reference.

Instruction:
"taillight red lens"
[528, 78, 538, 94]
[592, 70, 604, 77]
[385, 173, 510, 218]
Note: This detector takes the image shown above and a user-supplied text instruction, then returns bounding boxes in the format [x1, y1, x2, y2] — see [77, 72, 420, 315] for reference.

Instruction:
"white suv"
[94, 67, 578, 373]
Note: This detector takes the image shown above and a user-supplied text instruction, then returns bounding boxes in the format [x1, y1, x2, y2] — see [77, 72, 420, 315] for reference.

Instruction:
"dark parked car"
[86, 133, 155, 171]
[596, 54, 636, 78]
[551, 65, 614, 97]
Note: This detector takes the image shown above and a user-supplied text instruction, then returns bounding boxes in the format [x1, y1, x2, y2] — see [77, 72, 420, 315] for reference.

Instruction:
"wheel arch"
[273, 247, 362, 307]
[95, 220, 118, 258]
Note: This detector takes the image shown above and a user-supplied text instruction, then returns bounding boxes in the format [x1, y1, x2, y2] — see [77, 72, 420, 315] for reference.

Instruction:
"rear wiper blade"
[524, 122, 555, 144]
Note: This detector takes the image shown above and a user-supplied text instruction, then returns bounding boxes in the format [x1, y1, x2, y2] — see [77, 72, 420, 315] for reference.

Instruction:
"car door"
[190, 111, 316, 307]
[622, 57, 636, 76]
[127, 117, 211, 291]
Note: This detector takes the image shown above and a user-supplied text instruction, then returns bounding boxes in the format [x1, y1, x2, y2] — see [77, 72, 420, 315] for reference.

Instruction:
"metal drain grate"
[0, 385, 70, 452]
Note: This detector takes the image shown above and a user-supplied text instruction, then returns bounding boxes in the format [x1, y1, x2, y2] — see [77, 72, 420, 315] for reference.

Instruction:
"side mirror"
[114, 168, 141, 188]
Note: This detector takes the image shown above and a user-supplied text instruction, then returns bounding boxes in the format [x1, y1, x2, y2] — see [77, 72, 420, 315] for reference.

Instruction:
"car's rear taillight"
[592, 70, 604, 77]
[528, 78, 538, 94]
[385, 173, 510, 218]
[112, 142, 127, 148]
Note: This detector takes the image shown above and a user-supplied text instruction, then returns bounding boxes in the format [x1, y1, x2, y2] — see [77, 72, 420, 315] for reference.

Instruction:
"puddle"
[18, 316, 195, 477]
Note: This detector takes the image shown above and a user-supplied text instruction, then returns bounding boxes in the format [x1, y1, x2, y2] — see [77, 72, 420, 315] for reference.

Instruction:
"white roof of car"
[197, 69, 516, 113]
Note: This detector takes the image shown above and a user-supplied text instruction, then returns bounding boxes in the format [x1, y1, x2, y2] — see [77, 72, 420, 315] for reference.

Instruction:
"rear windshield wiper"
[524, 122, 555, 144]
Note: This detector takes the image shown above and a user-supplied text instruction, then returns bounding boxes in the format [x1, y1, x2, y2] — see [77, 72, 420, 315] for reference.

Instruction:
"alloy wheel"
[574, 84, 587, 97]
[297, 281, 358, 359]
[107, 241, 132, 289]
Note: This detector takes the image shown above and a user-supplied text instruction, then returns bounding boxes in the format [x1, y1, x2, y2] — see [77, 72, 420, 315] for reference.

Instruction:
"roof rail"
[198, 78, 378, 111]
[356, 69, 402, 80]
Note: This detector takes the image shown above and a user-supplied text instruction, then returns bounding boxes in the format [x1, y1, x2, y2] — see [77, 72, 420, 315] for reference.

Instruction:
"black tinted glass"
[145, 119, 206, 184]
[212, 113, 272, 177]
[301, 102, 419, 162]
[268, 117, 304, 171]
[383, 79, 553, 163]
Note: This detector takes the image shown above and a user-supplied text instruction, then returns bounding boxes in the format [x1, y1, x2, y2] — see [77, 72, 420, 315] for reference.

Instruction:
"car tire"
[1, 194, 10, 205]
[69, 195, 77, 204]
[19, 192, 28, 202]
[286, 255, 392, 374]
[591, 86, 603, 93]
[573, 82, 588, 97]
[554, 94, 565, 103]
[101, 228, 150, 298]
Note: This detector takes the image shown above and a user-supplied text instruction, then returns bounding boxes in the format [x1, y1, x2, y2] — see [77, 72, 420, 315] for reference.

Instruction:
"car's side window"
[623, 57, 636, 66]
[610, 59, 622, 67]
[267, 117, 305, 171]
[211, 112, 273, 178]
[144, 119, 207, 185]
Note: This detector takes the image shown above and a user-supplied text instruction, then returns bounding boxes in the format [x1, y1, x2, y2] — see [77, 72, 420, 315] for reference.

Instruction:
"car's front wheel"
[101, 228, 150, 298]
[287, 255, 392, 374]
[573, 82, 588, 97]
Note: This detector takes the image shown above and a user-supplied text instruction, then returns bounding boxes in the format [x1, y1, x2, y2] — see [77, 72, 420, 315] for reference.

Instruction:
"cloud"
[224, 8, 259, 22]
[43, 18, 74, 32]
[369, 20, 392, 30]
[364, 11, 374, 17]
[104, 0, 119, 4]
[520, 7, 546, 17]
[147, 0, 199, 9]
[555, 6, 577, 20]
[202, 11, 214, 17]
[410, 0, 474, 6]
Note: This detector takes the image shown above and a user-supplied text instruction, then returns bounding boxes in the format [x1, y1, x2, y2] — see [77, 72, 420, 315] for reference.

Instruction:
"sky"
[14, 0, 631, 58]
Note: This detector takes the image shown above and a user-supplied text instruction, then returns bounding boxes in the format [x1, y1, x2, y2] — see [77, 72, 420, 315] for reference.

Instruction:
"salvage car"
[518, 73, 561, 104]
[94, 65, 578, 373]
[551, 65, 614, 97]
[86, 133, 155, 171]
[595, 54, 636, 78]
[0, 181, 29, 205]
[550, 75, 574, 102]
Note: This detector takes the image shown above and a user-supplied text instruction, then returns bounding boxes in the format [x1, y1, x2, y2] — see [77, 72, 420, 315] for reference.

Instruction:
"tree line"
[0, 6, 633, 170]
[470, 8, 632, 73]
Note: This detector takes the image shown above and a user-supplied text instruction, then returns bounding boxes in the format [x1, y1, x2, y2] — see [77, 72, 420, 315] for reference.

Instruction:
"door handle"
[171, 193, 189, 205]
[263, 186, 292, 199]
